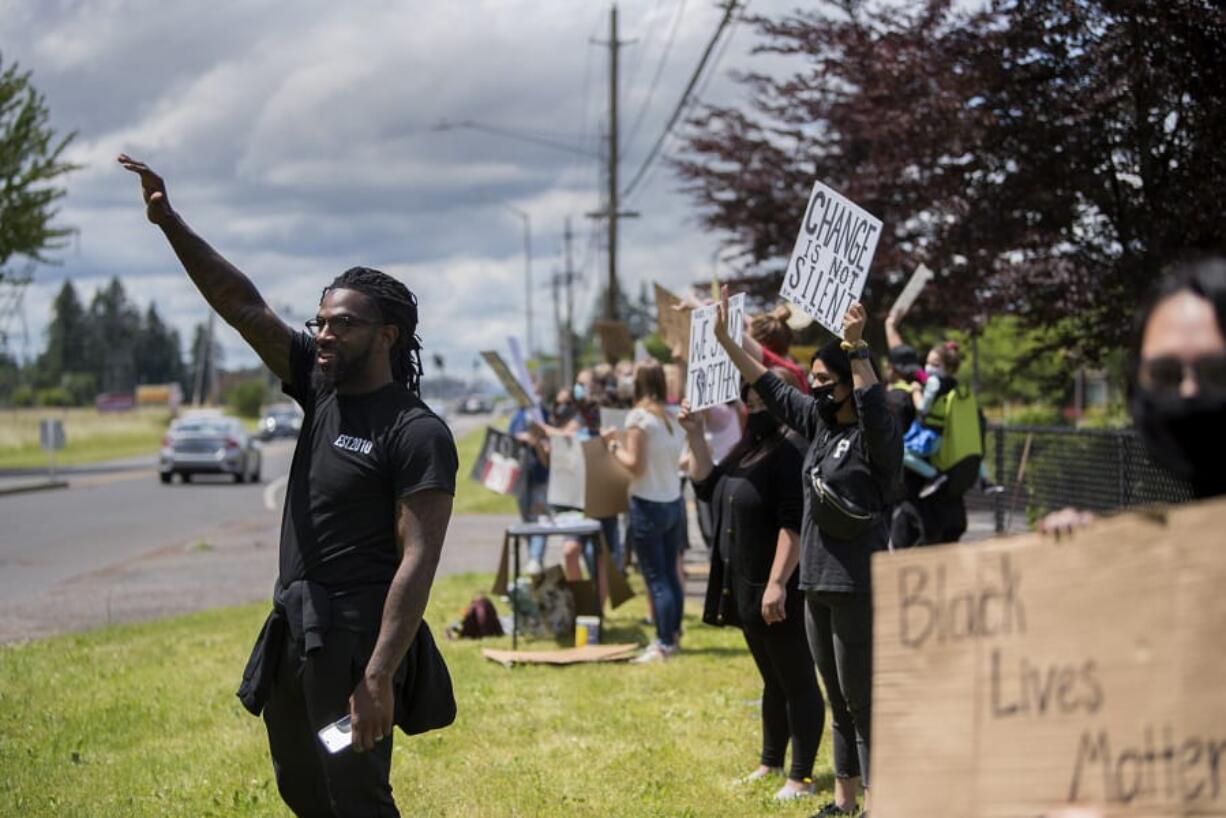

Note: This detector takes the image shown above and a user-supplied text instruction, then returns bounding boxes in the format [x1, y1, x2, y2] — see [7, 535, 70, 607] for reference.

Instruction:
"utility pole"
[588, 3, 638, 322]
[562, 217, 576, 388]
[503, 206, 534, 357]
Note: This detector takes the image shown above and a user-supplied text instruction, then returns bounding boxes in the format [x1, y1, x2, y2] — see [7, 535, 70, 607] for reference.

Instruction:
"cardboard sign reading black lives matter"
[781, 180, 882, 336]
[871, 498, 1226, 818]
[684, 294, 745, 412]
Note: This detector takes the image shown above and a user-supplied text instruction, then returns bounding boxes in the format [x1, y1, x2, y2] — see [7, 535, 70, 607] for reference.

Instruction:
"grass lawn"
[0, 407, 262, 470]
[0, 572, 838, 817]
[453, 420, 518, 516]
[0, 407, 172, 470]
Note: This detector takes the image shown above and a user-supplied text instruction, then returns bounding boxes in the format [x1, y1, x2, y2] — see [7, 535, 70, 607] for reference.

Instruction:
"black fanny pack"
[808, 468, 878, 541]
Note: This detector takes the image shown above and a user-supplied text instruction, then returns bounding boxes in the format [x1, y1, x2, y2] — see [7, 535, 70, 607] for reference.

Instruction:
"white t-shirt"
[625, 405, 685, 503]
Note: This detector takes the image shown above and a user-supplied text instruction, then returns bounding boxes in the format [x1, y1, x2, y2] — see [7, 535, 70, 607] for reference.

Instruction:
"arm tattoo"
[160, 214, 293, 382]
[366, 489, 453, 680]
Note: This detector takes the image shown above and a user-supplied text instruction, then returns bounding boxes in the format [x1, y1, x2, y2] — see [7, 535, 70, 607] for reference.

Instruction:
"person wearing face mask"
[680, 369, 823, 803]
[1042, 257, 1226, 535]
[1131, 257, 1226, 498]
[713, 289, 902, 818]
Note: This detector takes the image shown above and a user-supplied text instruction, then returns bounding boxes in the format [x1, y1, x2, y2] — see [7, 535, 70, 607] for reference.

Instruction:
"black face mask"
[812, 383, 849, 426]
[745, 410, 779, 442]
[1132, 387, 1226, 498]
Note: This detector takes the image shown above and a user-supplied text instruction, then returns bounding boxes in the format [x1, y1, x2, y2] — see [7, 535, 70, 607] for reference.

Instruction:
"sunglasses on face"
[305, 315, 378, 336]
[1139, 354, 1226, 396]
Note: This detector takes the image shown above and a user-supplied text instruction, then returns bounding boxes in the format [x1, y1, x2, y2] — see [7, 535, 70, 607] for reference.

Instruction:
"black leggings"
[741, 611, 824, 781]
[805, 590, 873, 788]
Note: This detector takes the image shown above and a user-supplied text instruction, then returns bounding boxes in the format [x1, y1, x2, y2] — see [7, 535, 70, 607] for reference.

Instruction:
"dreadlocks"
[322, 267, 424, 395]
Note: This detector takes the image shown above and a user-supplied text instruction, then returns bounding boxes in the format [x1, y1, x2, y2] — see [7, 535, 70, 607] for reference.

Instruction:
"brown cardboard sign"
[870, 498, 1226, 818]
[654, 282, 690, 359]
[480, 350, 533, 408]
[545, 433, 631, 519]
[593, 320, 635, 362]
[481, 644, 640, 668]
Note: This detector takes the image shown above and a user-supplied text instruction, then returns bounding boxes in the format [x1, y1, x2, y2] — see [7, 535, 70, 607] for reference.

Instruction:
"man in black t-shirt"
[121, 155, 458, 817]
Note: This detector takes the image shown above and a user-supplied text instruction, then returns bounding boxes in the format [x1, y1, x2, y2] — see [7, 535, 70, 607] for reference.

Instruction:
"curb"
[0, 480, 70, 498]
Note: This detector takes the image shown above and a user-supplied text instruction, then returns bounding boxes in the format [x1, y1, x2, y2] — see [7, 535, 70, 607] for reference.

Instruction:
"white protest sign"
[780, 180, 883, 335]
[889, 263, 934, 319]
[545, 433, 586, 510]
[505, 336, 537, 405]
[684, 293, 745, 412]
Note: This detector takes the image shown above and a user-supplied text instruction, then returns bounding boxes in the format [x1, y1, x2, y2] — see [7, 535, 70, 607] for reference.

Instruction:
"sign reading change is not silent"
[685, 294, 745, 412]
[780, 180, 882, 336]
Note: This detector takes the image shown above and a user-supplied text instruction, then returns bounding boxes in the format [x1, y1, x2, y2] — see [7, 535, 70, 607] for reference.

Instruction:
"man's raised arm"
[118, 154, 293, 383]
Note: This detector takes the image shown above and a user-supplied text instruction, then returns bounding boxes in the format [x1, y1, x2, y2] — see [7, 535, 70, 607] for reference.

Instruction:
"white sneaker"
[524, 559, 543, 575]
[631, 643, 670, 664]
[737, 767, 782, 784]
[773, 781, 815, 802]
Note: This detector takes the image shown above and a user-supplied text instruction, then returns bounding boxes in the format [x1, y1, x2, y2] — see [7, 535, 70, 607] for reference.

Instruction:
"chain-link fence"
[973, 424, 1196, 533]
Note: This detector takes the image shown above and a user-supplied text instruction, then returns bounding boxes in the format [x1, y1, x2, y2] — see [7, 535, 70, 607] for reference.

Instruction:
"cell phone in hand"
[317, 715, 352, 754]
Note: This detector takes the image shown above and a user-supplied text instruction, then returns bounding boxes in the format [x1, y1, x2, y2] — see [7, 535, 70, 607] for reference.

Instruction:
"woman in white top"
[603, 360, 687, 662]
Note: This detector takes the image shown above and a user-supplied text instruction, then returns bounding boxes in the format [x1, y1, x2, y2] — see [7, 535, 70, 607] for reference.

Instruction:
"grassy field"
[0, 572, 839, 817]
[453, 420, 519, 516]
[0, 406, 173, 469]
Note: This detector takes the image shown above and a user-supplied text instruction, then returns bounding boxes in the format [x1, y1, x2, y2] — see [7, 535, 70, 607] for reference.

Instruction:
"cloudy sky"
[0, 0, 807, 381]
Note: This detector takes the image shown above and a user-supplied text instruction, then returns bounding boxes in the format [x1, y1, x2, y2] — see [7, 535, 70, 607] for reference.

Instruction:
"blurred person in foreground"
[713, 288, 902, 817]
[681, 370, 823, 803]
[120, 155, 457, 817]
[1042, 256, 1226, 534]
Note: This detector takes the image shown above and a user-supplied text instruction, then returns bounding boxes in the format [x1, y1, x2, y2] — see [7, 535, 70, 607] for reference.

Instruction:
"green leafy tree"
[0, 56, 78, 282]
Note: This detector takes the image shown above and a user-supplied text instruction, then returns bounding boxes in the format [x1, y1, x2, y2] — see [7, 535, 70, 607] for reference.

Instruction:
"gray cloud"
[3, 0, 798, 375]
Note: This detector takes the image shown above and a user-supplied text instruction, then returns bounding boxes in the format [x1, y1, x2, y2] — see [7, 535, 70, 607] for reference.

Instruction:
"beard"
[310, 338, 374, 393]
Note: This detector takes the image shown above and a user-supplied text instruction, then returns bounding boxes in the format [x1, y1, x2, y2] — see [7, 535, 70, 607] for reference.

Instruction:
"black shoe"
[810, 803, 855, 817]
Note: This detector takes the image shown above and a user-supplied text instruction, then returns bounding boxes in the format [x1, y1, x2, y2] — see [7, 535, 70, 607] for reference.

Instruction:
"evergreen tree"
[133, 302, 185, 385]
[88, 277, 140, 393]
[37, 280, 91, 388]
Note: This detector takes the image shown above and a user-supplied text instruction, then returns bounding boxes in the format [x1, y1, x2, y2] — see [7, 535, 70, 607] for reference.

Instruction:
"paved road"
[0, 412, 504, 643]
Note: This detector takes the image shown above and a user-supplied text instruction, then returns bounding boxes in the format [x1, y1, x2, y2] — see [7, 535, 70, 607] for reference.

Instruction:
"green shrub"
[10, 385, 36, 407]
[226, 380, 268, 419]
[36, 386, 73, 407]
[60, 372, 97, 406]
[1003, 402, 1066, 427]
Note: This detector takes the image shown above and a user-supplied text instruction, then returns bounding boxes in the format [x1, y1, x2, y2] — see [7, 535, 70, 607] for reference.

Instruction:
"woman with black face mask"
[1042, 257, 1226, 536]
[712, 290, 902, 818]
[1131, 257, 1226, 499]
[680, 369, 823, 803]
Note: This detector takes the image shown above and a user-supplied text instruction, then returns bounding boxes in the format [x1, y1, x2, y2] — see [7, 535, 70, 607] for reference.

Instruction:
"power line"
[431, 119, 597, 158]
[621, 0, 741, 199]
[623, 0, 688, 158]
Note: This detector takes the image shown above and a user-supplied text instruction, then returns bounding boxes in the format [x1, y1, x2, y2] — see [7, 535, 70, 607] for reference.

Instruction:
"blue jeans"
[517, 481, 550, 563]
[629, 495, 685, 648]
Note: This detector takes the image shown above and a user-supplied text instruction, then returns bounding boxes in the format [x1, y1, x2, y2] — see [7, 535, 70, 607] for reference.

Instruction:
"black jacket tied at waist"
[236, 579, 457, 736]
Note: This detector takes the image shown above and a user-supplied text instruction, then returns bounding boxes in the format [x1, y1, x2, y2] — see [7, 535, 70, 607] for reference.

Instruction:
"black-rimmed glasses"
[304, 315, 377, 336]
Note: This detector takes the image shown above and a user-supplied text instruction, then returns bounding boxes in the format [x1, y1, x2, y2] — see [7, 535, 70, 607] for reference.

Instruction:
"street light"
[502, 204, 533, 358]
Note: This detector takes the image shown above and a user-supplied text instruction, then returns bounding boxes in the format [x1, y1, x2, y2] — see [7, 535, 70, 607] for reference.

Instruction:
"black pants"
[263, 627, 400, 817]
[742, 613, 824, 781]
[804, 591, 873, 788]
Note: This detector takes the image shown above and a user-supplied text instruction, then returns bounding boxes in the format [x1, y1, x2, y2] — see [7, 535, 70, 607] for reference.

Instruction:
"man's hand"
[761, 580, 787, 625]
[117, 154, 174, 225]
[842, 302, 867, 345]
[349, 671, 394, 753]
